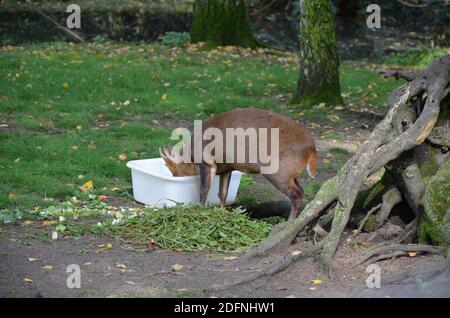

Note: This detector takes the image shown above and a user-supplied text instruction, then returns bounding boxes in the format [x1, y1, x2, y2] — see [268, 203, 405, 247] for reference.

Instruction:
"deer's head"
[160, 146, 198, 177]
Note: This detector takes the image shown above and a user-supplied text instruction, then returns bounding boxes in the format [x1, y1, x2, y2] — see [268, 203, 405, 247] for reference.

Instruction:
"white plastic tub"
[126, 158, 243, 207]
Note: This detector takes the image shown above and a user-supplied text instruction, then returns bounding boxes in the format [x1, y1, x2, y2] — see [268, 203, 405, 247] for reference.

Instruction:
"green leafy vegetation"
[1, 191, 273, 251]
[64, 204, 273, 252]
[82, 206, 272, 251]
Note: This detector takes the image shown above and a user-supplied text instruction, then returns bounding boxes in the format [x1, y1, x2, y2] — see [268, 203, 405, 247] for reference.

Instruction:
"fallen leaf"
[23, 278, 33, 283]
[84, 262, 92, 266]
[8, 193, 16, 200]
[311, 279, 322, 285]
[40, 220, 57, 226]
[291, 250, 302, 256]
[224, 256, 238, 261]
[42, 265, 53, 270]
[223, 45, 235, 52]
[24, 220, 34, 225]
[116, 264, 127, 272]
[79, 180, 93, 192]
[161, 93, 168, 101]
[28, 258, 38, 262]
[172, 264, 184, 271]
[327, 114, 341, 122]
[63, 82, 70, 89]
[119, 153, 127, 161]
[98, 195, 108, 200]
[408, 252, 417, 257]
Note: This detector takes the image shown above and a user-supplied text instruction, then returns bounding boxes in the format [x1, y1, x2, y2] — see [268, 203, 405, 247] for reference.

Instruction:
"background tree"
[190, 0, 260, 48]
[291, 0, 343, 106]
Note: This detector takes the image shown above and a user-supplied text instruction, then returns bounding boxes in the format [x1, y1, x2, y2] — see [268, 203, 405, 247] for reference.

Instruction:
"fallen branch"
[35, 9, 85, 43]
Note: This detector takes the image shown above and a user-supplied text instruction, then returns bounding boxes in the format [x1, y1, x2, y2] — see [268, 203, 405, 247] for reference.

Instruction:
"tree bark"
[290, 0, 343, 106]
[190, 0, 260, 49]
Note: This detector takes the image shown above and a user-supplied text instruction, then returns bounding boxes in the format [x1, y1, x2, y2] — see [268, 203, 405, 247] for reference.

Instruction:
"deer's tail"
[306, 150, 317, 179]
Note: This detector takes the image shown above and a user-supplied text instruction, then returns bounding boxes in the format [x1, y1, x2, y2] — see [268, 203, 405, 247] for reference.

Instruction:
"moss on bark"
[290, 0, 343, 107]
[190, 0, 260, 49]
[419, 158, 450, 247]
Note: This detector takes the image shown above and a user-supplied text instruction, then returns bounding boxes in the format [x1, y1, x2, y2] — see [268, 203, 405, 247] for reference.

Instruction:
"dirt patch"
[0, 223, 448, 298]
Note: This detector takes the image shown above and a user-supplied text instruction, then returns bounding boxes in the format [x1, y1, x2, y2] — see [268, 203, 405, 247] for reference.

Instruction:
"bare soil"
[1, 224, 448, 298]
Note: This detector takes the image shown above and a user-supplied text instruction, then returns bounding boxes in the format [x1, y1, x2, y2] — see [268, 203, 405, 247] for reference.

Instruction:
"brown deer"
[161, 108, 317, 221]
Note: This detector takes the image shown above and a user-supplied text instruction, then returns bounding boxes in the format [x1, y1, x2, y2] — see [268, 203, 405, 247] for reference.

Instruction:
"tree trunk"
[190, 0, 260, 49]
[291, 0, 343, 106]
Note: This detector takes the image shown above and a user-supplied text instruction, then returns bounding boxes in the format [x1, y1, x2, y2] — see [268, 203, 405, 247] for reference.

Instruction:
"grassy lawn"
[1, 42, 431, 211]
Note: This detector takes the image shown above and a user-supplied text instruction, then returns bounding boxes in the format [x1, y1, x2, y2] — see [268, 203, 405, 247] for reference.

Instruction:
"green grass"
[0, 42, 435, 211]
[340, 64, 399, 106]
[383, 48, 449, 68]
[319, 147, 350, 173]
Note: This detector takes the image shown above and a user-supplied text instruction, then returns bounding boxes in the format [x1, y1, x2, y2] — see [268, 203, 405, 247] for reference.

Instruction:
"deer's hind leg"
[263, 173, 303, 221]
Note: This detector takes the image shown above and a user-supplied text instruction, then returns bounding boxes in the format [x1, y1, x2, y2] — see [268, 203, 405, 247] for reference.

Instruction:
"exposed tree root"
[241, 55, 450, 282]
[392, 217, 418, 244]
[382, 258, 450, 285]
[354, 243, 446, 266]
[374, 187, 402, 229]
[357, 203, 382, 233]
[366, 250, 409, 264]
[205, 243, 322, 293]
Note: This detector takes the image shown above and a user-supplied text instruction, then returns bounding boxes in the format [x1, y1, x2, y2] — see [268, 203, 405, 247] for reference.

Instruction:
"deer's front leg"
[218, 172, 232, 209]
[199, 163, 216, 206]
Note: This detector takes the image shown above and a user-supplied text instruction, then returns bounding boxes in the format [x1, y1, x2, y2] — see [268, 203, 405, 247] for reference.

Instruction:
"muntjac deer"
[161, 108, 317, 221]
